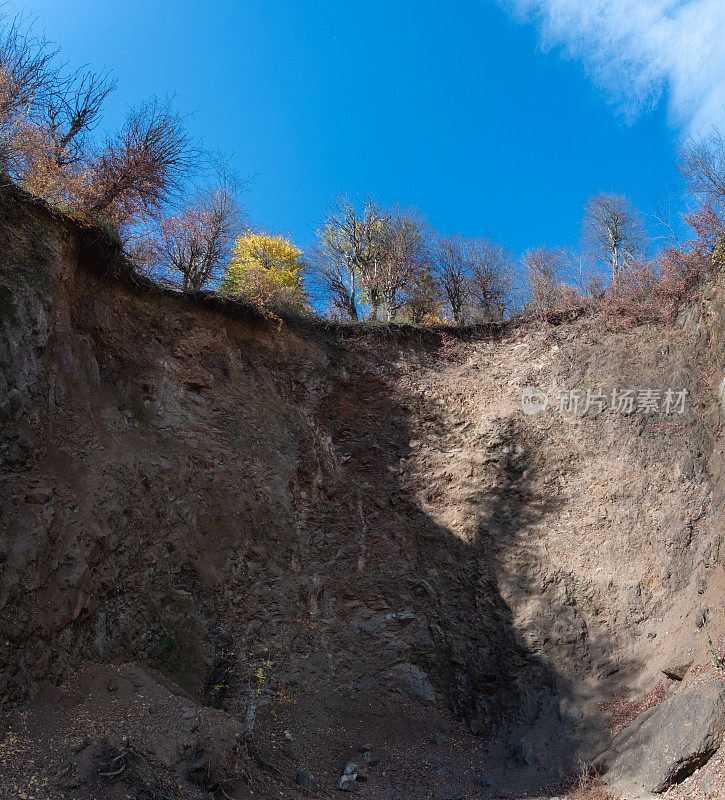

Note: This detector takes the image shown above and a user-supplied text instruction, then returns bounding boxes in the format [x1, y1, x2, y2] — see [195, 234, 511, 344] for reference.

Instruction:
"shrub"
[597, 265, 661, 329]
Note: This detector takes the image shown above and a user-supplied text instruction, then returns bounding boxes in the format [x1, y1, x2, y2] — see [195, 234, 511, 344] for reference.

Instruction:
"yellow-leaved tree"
[221, 232, 310, 316]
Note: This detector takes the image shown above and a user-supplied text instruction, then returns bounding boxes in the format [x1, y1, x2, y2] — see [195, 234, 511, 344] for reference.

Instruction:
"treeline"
[1, 12, 723, 327]
[313, 198, 515, 324]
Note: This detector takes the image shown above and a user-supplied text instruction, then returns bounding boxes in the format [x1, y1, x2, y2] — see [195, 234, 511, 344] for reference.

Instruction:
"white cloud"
[500, 0, 725, 135]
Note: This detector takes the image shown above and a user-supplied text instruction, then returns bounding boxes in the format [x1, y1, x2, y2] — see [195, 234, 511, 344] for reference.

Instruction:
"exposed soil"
[1, 191, 724, 800]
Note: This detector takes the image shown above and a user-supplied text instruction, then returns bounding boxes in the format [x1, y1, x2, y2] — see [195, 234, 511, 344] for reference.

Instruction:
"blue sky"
[7, 0, 723, 256]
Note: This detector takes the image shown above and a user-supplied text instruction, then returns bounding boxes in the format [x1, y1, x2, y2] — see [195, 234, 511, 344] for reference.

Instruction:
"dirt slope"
[1, 191, 723, 799]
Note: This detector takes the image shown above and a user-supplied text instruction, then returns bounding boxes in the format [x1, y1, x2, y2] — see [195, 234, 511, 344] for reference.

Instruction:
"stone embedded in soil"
[695, 605, 710, 627]
[344, 761, 368, 780]
[558, 696, 583, 723]
[295, 770, 315, 790]
[336, 773, 357, 791]
[661, 653, 694, 681]
[25, 486, 52, 504]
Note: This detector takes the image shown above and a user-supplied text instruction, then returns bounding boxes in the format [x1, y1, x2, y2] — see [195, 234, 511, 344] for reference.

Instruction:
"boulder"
[604, 680, 725, 796]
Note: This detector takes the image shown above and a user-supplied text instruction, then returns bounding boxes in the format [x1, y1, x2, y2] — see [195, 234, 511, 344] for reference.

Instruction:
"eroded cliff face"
[1, 192, 723, 799]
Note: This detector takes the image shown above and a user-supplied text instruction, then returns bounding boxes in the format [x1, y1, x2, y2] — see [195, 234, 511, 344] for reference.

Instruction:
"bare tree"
[82, 98, 196, 228]
[468, 237, 515, 322]
[582, 192, 646, 281]
[679, 130, 725, 209]
[402, 261, 441, 323]
[145, 182, 242, 291]
[570, 249, 604, 304]
[43, 67, 116, 169]
[679, 130, 725, 252]
[0, 11, 59, 176]
[371, 205, 431, 321]
[0, 12, 117, 196]
[436, 234, 470, 324]
[316, 195, 384, 320]
[433, 235, 515, 324]
[653, 190, 683, 249]
[523, 245, 566, 315]
[313, 247, 358, 320]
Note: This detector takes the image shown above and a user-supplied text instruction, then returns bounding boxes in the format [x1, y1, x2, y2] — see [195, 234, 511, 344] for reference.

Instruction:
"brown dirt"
[1, 191, 724, 799]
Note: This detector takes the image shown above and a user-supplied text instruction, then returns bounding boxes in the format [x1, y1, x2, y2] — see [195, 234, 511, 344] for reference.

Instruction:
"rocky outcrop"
[0, 192, 556, 744]
[603, 680, 725, 797]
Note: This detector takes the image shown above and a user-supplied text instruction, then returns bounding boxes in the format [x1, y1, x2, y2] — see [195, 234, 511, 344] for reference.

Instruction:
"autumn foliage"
[1, 10, 723, 323]
[134, 183, 240, 291]
[221, 232, 310, 317]
[0, 12, 194, 233]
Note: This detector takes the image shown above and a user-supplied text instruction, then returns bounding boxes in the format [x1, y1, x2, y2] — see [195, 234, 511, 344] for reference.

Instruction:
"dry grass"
[563, 763, 615, 800]
[599, 681, 667, 734]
